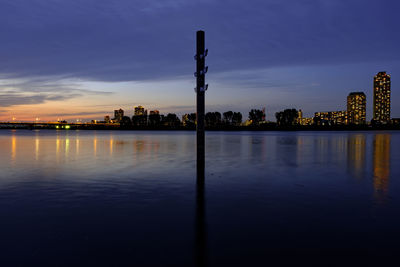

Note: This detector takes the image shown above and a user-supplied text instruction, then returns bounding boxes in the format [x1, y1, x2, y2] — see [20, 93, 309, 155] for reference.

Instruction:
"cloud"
[0, 76, 114, 107]
[44, 111, 112, 117]
[0, 0, 398, 82]
[0, 93, 76, 107]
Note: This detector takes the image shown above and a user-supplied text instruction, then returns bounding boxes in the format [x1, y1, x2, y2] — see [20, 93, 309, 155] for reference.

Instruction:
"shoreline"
[1, 125, 400, 131]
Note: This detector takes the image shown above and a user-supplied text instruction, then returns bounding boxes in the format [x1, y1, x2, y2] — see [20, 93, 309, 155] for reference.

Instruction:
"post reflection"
[195, 165, 206, 267]
[11, 133, 17, 162]
[347, 134, 366, 179]
[373, 134, 391, 203]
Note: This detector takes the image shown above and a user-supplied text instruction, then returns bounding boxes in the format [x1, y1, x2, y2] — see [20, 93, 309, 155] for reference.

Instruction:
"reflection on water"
[76, 138, 80, 155]
[347, 134, 366, 180]
[65, 138, 70, 157]
[196, 168, 206, 267]
[11, 133, 16, 162]
[109, 138, 113, 156]
[373, 134, 391, 202]
[2, 131, 396, 201]
[3, 131, 396, 195]
[93, 135, 97, 156]
[1, 130, 399, 266]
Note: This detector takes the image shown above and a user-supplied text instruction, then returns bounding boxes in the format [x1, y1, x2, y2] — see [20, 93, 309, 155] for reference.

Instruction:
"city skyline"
[0, 0, 399, 122]
[1, 71, 395, 126]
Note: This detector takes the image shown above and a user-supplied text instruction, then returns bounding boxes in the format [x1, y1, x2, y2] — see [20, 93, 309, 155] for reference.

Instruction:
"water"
[0, 130, 399, 266]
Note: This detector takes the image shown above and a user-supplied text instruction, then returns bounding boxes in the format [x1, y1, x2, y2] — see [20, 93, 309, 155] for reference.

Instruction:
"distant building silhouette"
[182, 114, 190, 127]
[149, 110, 160, 115]
[148, 110, 161, 127]
[347, 92, 366, 124]
[134, 105, 146, 116]
[114, 109, 124, 123]
[104, 115, 111, 123]
[182, 113, 196, 127]
[133, 106, 147, 126]
[373, 72, 391, 124]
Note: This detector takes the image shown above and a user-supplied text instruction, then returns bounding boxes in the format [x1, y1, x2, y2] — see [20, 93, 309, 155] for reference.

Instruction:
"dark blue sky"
[0, 0, 399, 121]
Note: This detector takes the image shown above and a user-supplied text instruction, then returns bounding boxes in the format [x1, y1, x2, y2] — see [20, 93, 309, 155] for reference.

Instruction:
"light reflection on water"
[373, 134, 391, 203]
[0, 130, 399, 266]
[1, 131, 398, 209]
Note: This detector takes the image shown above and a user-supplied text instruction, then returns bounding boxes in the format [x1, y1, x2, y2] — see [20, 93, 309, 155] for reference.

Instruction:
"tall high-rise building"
[347, 92, 366, 124]
[114, 109, 124, 123]
[373, 72, 391, 123]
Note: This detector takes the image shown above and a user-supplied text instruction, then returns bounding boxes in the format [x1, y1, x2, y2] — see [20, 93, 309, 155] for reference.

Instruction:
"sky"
[0, 0, 399, 122]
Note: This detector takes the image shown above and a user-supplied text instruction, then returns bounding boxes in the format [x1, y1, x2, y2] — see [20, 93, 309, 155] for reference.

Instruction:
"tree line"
[116, 108, 302, 129]
[118, 110, 243, 128]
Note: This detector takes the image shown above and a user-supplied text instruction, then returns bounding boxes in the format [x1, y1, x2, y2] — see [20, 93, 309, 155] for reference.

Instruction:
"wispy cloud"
[0, 0, 398, 82]
[0, 93, 78, 107]
[45, 111, 112, 117]
[0, 76, 114, 107]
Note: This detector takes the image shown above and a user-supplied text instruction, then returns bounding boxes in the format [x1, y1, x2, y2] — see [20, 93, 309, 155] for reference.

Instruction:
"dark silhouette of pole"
[194, 30, 208, 267]
[195, 30, 207, 178]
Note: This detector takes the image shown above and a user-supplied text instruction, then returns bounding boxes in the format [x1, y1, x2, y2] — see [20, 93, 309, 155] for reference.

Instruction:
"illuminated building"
[298, 109, 303, 120]
[134, 106, 146, 116]
[299, 117, 314, 126]
[373, 72, 391, 124]
[182, 113, 196, 127]
[182, 114, 190, 126]
[133, 106, 147, 126]
[297, 109, 313, 125]
[297, 109, 303, 124]
[347, 92, 366, 125]
[149, 110, 160, 115]
[314, 111, 348, 126]
[104, 116, 111, 123]
[114, 109, 124, 123]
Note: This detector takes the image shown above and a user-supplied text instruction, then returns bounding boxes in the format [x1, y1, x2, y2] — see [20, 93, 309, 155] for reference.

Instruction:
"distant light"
[65, 125, 70, 129]
[56, 126, 59, 129]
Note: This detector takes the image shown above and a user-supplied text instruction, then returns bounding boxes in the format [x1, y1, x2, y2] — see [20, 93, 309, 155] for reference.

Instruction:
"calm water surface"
[1, 130, 400, 266]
